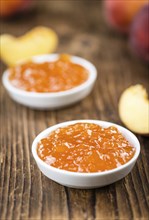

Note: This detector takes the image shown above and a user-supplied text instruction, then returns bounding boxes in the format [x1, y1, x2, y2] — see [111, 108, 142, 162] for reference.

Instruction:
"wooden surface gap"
[12, 106, 24, 220]
[131, 163, 149, 216]
[138, 137, 149, 183]
[125, 174, 142, 218]
[1, 99, 13, 219]
[6, 103, 17, 220]
[20, 108, 32, 219]
[64, 187, 71, 220]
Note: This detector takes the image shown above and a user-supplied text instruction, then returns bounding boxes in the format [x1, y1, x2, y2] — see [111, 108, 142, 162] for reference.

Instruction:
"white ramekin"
[2, 54, 97, 110]
[32, 120, 140, 189]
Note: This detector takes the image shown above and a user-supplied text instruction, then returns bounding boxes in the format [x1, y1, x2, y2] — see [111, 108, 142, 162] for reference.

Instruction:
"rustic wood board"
[0, 1, 149, 219]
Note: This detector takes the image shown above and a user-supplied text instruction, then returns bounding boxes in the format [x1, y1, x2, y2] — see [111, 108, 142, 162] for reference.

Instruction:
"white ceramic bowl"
[2, 54, 97, 110]
[32, 120, 140, 189]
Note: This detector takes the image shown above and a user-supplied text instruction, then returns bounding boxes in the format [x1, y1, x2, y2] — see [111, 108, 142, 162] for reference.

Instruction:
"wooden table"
[0, 1, 149, 219]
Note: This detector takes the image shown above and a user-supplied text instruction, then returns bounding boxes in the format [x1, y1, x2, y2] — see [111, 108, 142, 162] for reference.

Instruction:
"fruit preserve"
[37, 123, 136, 173]
[8, 55, 89, 93]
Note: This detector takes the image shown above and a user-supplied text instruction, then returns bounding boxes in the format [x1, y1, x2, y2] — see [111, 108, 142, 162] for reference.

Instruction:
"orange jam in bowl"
[37, 123, 136, 173]
[8, 54, 89, 93]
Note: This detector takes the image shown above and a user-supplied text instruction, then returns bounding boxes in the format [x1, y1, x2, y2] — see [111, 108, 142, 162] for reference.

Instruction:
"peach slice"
[119, 84, 149, 135]
[0, 26, 58, 66]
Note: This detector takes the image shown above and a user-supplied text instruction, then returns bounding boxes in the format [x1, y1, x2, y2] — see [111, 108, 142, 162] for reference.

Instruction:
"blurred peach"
[104, 0, 148, 33]
[129, 4, 149, 62]
[0, 0, 32, 17]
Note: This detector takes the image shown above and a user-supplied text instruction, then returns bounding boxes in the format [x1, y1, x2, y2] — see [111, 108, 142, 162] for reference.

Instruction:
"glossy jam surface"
[9, 55, 89, 93]
[37, 123, 136, 173]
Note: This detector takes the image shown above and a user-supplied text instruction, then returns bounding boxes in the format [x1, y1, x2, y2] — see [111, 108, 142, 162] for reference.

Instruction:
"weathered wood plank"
[0, 1, 149, 220]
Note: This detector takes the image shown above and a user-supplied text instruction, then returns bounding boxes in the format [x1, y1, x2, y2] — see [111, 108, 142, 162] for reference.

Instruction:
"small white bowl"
[32, 120, 140, 189]
[2, 54, 97, 110]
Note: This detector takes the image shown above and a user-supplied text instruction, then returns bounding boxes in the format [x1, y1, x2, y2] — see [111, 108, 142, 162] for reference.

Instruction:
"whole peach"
[0, 0, 32, 17]
[104, 0, 148, 33]
[129, 4, 149, 62]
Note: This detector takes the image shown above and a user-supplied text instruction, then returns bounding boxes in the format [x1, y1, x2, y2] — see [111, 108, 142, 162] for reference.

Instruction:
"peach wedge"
[0, 26, 58, 66]
[119, 85, 149, 135]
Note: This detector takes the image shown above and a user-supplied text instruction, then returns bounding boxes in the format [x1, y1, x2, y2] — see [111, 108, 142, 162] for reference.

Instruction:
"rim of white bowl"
[2, 54, 97, 97]
[32, 120, 140, 177]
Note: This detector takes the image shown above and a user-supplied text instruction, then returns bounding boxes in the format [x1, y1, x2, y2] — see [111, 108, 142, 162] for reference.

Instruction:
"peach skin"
[104, 0, 148, 33]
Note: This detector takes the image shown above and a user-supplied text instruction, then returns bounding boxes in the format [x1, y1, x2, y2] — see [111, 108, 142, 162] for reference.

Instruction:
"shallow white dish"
[32, 120, 140, 189]
[2, 54, 97, 110]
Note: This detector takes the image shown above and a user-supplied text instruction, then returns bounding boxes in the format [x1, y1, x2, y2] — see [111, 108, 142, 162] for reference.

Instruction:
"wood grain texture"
[0, 1, 149, 220]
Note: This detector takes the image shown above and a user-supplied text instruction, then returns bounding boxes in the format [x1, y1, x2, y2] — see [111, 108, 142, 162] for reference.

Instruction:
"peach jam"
[8, 55, 89, 93]
[37, 123, 136, 173]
